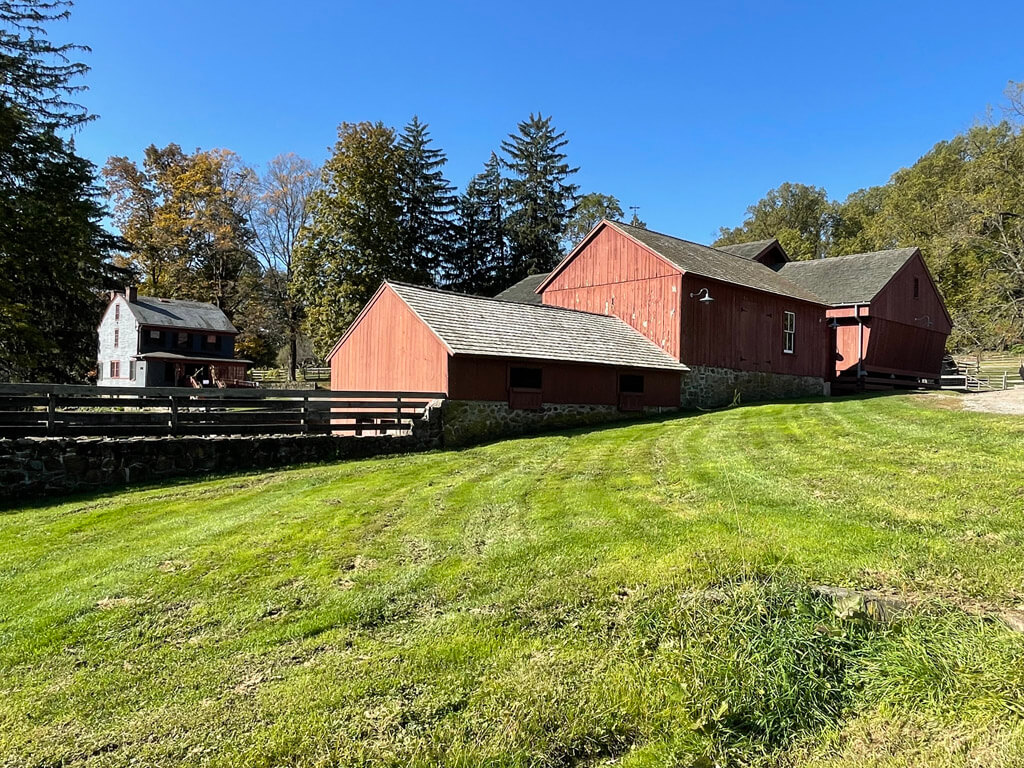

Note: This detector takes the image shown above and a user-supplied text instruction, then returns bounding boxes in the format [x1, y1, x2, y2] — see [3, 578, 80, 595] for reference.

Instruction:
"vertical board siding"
[330, 286, 450, 393]
[862, 320, 947, 377]
[542, 227, 683, 357]
[869, 253, 953, 334]
[679, 276, 830, 378]
[449, 356, 681, 407]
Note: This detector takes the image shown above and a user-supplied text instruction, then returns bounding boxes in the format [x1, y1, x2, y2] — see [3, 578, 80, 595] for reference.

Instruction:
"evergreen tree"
[0, 103, 123, 381]
[0, 0, 91, 129]
[396, 116, 454, 285]
[445, 152, 506, 295]
[500, 113, 579, 285]
[292, 121, 404, 357]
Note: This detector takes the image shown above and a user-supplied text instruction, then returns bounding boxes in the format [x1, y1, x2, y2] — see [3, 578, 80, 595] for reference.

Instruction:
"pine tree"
[501, 113, 579, 285]
[445, 153, 506, 295]
[396, 116, 454, 285]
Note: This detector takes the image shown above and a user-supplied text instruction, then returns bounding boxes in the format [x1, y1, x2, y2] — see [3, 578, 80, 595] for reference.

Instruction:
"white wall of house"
[96, 294, 146, 387]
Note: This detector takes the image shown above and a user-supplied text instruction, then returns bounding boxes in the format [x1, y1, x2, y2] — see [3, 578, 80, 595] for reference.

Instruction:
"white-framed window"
[110, 360, 120, 378]
[115, 303, 120, 321]
[113, 328, 119, 347]
[783, 311, 796, 354]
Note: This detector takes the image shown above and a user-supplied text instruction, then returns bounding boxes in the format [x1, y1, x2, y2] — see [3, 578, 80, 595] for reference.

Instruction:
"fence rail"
[947, 354, 1024, 391]
[0, 384, 445, 438]
[250, 367, 331, 383]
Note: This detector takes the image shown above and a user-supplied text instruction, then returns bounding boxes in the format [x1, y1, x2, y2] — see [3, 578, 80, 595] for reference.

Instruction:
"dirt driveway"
[961, 387, 1024, 415]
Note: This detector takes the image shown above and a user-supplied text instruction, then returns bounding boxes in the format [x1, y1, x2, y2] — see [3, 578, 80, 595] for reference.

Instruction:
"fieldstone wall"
[441, 399, 677, 447]
[0, 404, 443, 503]
[681, 365, 827, 409]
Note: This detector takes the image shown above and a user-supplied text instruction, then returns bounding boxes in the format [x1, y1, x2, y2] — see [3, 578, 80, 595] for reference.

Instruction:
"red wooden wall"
[679, 275, 830, 378]
[542, 226, 683, 358]
[449, 356, 681, 407]
[869, 252, 952, 334]
[330, 285, 450, 393]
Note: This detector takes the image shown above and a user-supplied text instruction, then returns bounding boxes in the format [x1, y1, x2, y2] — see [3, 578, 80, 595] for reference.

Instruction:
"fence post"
[1003, 371, 1008, 391]
[169, 395, 178, 435]
[46, 393, 56, 436]
[302, 395, 309, 433]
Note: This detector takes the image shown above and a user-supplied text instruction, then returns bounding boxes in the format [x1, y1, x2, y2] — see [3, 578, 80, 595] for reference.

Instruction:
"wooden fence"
[250, 367, 331, 383]
[944, 354, 1024, 392]
[0, 384, 445, 438]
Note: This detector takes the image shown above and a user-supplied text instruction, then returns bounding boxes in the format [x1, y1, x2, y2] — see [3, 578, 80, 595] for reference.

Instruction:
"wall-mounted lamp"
[827, 319, 840, 329]
[914, 315, 933, 328]
[689, 288, 714, 303]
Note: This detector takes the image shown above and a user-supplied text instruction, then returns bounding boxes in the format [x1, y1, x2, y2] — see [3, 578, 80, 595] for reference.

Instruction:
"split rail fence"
[0, 384, 445, 439]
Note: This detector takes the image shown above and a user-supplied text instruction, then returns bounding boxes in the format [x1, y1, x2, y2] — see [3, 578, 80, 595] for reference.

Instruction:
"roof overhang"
[134, 352, 253, 365]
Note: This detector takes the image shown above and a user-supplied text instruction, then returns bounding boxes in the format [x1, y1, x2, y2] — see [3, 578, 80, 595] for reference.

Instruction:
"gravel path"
[962, 387, 1024, 415]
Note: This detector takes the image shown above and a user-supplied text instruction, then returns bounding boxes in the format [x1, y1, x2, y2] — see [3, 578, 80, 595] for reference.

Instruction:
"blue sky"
[64, 0, 1023, 243]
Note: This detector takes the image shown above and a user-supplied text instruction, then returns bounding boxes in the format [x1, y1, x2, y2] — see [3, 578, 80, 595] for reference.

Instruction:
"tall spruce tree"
[500, 113, 579, 285]
[396, 116, 454, 285]
[0, 0, 125, 382]
[445, 152, 506, 295]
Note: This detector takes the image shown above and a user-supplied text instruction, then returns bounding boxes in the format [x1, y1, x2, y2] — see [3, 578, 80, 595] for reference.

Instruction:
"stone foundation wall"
[0, 405, 442, 503]
[441, 399, 676, 447]
[681, 365, 827, 409]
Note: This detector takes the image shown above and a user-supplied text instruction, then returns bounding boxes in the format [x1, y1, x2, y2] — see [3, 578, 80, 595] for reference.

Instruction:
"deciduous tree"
[563, 192, 622, 249]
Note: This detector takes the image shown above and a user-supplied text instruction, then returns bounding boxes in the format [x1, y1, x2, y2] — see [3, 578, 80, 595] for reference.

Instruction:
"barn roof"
[494, 273, 548, 304]
[775, 248, 920, 306]
[715, 239, 780, 261]
[125, 296, 238, 333]
[595, 221, 824, 304]
[388, 282, 688, 371]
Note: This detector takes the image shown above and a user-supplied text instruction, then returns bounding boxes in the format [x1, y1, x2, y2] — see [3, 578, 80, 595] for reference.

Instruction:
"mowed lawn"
[3, 395, 1024, 767]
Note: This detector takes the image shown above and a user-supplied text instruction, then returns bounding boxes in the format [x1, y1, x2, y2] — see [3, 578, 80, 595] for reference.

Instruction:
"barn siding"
[869, 253, 952, 334]
[330, 286, 450, 393]
[862, 319, 947, 377]
[679, 275, 829, 378]
[543, 227, 683, 357]
[448, 356, 681, 407]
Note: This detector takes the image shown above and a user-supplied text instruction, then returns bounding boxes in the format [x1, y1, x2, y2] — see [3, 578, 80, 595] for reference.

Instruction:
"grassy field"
[2, 394, 1024, 767]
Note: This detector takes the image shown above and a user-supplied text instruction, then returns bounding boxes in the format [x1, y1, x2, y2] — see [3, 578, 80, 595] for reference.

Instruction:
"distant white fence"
[250, 367, 331, 383]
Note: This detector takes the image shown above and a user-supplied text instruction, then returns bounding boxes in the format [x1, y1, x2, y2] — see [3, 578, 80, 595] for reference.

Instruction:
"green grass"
[2, 394, 1024, 766]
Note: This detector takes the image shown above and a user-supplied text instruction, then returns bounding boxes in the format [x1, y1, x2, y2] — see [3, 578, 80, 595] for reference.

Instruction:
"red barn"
[774, 246, 953, 386]
[328, 282, 687, 410]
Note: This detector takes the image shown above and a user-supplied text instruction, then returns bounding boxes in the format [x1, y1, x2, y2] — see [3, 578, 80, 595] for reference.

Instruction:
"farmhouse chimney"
[126, 285, 138, 303]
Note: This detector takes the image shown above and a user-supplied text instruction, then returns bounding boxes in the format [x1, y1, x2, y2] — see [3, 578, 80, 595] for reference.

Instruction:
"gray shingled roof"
[494, 273, 548, 304]
[127, 296, 238, 333]
[715, 239, 778, 261]
[608, 221, 824, 304]
[389, 282, 687, 371]
[776, 248, 919, 306]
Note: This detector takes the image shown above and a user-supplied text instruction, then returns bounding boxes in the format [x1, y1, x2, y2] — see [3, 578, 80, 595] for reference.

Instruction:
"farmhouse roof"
[125, 296, 238, 334]
[388, 282, 688, 371]
[494, 273, 548, 305]
[715, 239, 780, 261]
[543, 221, 825, 304]
[775, 248, 920, 306]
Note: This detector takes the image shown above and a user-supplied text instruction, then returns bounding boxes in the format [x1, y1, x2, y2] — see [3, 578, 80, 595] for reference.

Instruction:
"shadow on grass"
[0, 392, 907, 513]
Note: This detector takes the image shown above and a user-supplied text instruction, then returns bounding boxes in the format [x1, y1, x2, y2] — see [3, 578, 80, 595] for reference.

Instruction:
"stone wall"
[0, 405, 442, 503]
[441, 399, 677, 447]
[681, 365, 827, 409]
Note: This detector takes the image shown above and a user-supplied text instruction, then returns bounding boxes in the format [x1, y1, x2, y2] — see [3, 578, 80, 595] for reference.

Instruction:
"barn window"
[113, 328, 119, 347]
[913, 277, 920, 299]
[620, 374, 645, 393]
[109, 360, 120, 378]
[783, 311, 796, 354]
[509, 366, 542, 390]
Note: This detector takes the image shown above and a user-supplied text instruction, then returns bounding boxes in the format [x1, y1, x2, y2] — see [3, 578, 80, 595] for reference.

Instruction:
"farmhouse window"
[176, 332, 190, 350]
[913, 277, 920, 299]
[109, 360, 120, 378]
[113, 329, 119, 347]
[202, 334, 219, 352]
[620, 374, 645, 393]
[509, 366, 542, 390]
[783, 311, 796, 354]
[129, 361, 136, 380]
[115, 304, 120, 321]
[149, 329, 164, 344]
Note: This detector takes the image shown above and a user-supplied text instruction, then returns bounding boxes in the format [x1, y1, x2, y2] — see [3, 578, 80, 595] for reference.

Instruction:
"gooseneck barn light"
[689, 288, 714, 303]
[914, 315, 933, 327]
